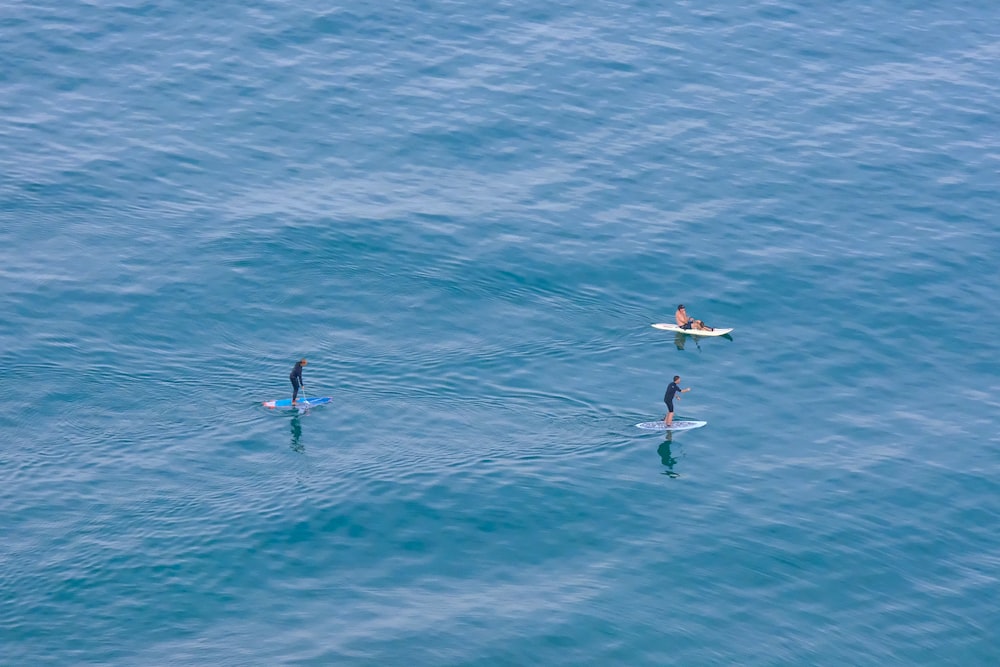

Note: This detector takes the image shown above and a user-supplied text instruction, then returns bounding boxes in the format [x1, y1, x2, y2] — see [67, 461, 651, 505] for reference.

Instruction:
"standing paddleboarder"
[290, 358, 307, 406]
[664, 375, 691, 427]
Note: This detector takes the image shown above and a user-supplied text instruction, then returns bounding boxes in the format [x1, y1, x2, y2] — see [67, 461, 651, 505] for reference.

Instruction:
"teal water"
[3, 1, 1000, 664]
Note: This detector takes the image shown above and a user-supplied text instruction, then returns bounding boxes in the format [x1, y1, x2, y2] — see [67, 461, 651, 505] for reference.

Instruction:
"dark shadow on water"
[674, 332, 702, 352]
[290, 414, 304, 453]
[657, 432, 680, 478]
[673, 331, 734, 351]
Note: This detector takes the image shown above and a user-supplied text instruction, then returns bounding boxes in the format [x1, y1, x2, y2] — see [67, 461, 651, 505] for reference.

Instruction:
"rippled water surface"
[2, 1, 999, 664]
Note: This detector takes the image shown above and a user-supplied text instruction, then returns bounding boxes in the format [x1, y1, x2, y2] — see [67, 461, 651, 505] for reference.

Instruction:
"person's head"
[677, 304, 685, 311]
[673, 375, 680, 382]
[300, 358, 308, 366]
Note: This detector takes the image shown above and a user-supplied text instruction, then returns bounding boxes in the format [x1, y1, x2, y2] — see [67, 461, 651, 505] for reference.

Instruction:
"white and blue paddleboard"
[636, 420, 707, 431]
[651, 323, 733, 336]
[263, 396, 332, 410]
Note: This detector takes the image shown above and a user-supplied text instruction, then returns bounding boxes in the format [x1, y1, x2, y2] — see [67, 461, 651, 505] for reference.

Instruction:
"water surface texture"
[2, 1, 999, 664]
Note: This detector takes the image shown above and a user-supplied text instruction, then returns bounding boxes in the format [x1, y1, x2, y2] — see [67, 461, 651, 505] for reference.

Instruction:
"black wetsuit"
[664, 381, 682, 412]
[290, 361, 305, 402]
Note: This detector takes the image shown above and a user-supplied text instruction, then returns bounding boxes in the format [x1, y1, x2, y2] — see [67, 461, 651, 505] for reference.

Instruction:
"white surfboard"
[652, 323, 733, 336]
[636, 420, 707, 431]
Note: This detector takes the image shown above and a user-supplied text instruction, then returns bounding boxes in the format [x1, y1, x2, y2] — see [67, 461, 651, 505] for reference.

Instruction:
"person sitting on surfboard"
[290, 358, 307, 406]
[664, 375, 691, 427]
[675, 304, 713, 331]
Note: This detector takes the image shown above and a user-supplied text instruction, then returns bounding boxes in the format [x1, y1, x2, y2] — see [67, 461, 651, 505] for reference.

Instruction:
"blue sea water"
[2, 0, 999, 664]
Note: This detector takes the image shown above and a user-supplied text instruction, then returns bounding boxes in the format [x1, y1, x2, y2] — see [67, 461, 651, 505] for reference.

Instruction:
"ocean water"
[2, 0, 999, 664]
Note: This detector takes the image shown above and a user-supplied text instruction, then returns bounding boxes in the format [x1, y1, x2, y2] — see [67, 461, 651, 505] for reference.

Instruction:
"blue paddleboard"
[263, 396, 332, 410]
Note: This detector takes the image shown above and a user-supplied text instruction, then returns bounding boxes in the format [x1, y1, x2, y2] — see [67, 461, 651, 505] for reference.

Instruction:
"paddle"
[293, 389, 308, 413]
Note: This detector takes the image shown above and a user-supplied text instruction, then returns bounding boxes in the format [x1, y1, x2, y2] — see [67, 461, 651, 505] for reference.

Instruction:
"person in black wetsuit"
[664, 375, 691, 427]
[290, 358, 307, 405]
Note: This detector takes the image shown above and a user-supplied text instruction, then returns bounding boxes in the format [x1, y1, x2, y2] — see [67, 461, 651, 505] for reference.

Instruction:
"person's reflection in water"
[657, 432, 679, 478]
[290, 414, 304, 453]
[674, 332, 701, 352]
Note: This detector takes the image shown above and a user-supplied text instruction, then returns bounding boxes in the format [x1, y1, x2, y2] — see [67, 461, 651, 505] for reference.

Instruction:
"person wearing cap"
[675, 304, 713, 331]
